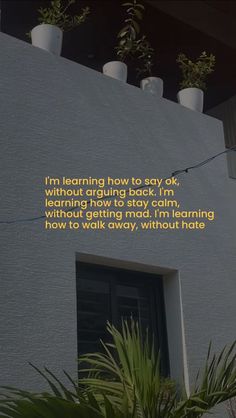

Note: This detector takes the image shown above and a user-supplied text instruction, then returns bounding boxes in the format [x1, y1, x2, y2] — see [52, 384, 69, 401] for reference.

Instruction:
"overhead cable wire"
[0, 146, 235, 225]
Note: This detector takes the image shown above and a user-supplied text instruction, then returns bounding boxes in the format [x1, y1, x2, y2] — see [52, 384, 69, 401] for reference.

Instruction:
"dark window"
[76, 262, 169, 375]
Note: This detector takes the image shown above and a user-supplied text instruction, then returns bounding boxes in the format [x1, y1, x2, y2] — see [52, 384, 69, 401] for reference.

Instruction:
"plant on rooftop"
[177, 51, 215, 90]
[102, 0, 145, 82]
[0, 320, 236, 418]
[115, 1, 145, 63]
[176, 51, 216, 112]
[135, 35, 154, 79]
[30, 0, 90, 56]
[37, 0, 90, 31]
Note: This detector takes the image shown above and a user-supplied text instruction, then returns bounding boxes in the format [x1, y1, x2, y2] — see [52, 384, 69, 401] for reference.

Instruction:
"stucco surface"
[0, 32, 235, 398]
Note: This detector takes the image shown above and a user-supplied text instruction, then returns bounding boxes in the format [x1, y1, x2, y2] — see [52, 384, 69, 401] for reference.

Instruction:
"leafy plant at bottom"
[79, 320, 236, 418]
[79, 320, 176, 417]
[0, 320, 236, 418]
[0, 392, 137, 418]
[0, 365, 136, 418]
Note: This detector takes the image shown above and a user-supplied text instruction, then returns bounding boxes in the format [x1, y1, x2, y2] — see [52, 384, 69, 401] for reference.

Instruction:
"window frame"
[76, 261, 170, 376]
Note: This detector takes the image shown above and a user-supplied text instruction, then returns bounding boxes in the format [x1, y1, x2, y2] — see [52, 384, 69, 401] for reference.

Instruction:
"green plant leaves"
[176, 51, 216, 90]
[0, 321, 235, 418]
[116, 0, 145, 62]
[135, 35, 154, 78]
[79, 320, 177, 418]
[116, 1, 154, 76]
[37, 0, 90, 31]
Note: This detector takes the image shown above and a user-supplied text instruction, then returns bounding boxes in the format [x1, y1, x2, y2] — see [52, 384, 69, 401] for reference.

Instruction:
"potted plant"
[30, 0, 90, 56]
[136, 35, 164, 97]
[176, 51, 216, 112]
[103, 0, 145, 82]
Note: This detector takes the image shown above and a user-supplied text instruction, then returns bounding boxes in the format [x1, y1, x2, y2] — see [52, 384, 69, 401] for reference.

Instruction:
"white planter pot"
[102, 61, 127, 82]
[140, 77, 163, 97]
[177, 87, 204, 112]
[31, 24, 63, 56]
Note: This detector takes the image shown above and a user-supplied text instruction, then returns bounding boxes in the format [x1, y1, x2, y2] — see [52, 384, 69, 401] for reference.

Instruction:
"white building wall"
[0, 33, 235, 408]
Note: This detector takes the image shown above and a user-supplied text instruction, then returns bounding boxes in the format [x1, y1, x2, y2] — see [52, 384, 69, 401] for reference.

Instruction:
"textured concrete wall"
[0, 32, 235, 405]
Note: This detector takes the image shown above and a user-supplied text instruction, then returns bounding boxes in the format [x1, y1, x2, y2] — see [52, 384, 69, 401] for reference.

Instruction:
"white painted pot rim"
[104, 60, 125, 64]
[33, 23, 61, 28]
[102, 61, 127, 82]
[31, 24, 63, 56]
[177, 87, 204, 112]
[178, 87, 203, 93]
[140, 76, 164, 97]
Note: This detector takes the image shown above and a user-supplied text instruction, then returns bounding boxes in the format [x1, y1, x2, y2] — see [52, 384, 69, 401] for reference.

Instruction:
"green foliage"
[0, 389, 136, 418]
[178, 340, 236, 418]
[79, 320, 176, 417]
[37, 0, 90, 31]
[0, 366, 135, 418]
[0, 321, 236, 418]
[116, 1, 145, 62]
[135, 35, 154, 78]
[115, 1, 156, 76]
[80, 321, 236, 418]
[176, 51, 216, 90]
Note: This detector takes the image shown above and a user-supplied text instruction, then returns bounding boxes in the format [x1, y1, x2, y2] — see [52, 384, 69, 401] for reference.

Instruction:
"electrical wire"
[0, 146, 235, 225]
